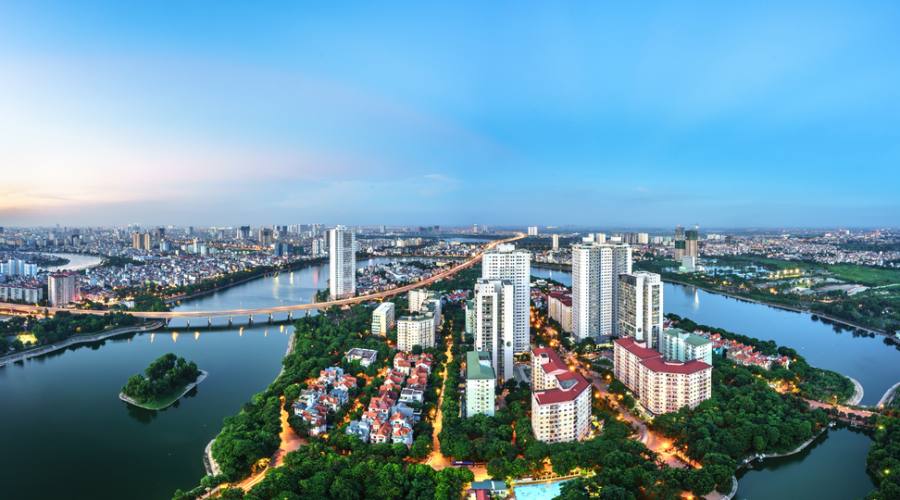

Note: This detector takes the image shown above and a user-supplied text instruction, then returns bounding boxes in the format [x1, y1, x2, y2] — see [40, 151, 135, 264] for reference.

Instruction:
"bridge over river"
[0, 233, 524, 323]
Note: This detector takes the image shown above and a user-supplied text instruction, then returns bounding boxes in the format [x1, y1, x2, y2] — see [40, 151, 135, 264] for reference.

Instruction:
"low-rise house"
[345, 347, 379, 368]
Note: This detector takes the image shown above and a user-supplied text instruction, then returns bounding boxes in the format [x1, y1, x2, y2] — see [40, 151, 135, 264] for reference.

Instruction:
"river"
[36, 252, 104, 272]
[0, 257, 387, 500]
[0, 260, 889, 499]
[532, 265, 894, 499]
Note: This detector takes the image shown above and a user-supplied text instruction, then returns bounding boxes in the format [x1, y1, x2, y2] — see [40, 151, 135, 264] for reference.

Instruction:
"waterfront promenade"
[0, 321, 164, 368]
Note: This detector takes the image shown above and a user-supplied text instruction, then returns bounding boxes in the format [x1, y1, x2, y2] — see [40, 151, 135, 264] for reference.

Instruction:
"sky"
[2, 1, 899, 228]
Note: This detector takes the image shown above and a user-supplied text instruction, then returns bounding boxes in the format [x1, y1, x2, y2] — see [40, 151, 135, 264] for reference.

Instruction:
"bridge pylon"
[248, 315, 254, 325]
[227, 317, 233, 327]
[267, 313, 273, 324]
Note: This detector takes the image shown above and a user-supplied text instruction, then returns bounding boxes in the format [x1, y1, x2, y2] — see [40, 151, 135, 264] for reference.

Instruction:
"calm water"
[736, 427, 875, 499]
[532, 265, 895, 499]
[531, 266, 900, 405]
[0, 257, 368, 500]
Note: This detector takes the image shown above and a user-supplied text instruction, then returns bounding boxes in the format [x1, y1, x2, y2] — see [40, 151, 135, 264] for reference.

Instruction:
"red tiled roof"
[614, 337, 661, 359]
[533, 371, 590, 404]
[640, 357, 710, 375]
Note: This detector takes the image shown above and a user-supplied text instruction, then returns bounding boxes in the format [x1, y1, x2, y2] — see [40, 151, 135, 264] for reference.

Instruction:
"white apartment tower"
[328, 225, 356, 299]
[48, 273, 77, 307]
[397, 314, 436, 352]
[618, 271, 664, 348]
[481, 244, 531, 353]
[474, 279, 515, 383]
[571, 243, 632, 341]
[371, 302, 395, 336]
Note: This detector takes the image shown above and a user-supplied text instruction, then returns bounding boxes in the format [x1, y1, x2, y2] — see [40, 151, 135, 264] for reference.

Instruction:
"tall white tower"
[474, 279, 515, 383]
[328, 225, 356, 299]
[618, 271, 664, 348]
[481, 244, 531, 353]
[571, 243, 632, 340]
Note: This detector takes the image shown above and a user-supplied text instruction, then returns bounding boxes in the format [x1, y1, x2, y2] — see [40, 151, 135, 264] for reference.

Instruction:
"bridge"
[0, 233, 525, 323]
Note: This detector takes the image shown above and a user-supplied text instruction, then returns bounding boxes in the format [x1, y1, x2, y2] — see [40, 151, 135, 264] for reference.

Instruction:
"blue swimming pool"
[513, 480, 571, 499]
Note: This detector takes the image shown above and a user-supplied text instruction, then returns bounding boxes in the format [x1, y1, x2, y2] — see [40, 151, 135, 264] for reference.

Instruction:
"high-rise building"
[132, 232, 142, 250]
[328, 225, 356, 299]
[547, 291, 573, 333]
[258, 227, 274, 246]
[465, 351, 496, 417]
[48, 272, 77, 307]
[660, 328, 713, 365]
[594, 232, 607, 244]
[551, 234, 559, 251]
[481, 244, 530, 353]
[685, 226, 700, 258]
[527, 226, 539, 236]
[613, 338, 711, 415]
[474, 279, 515, 383]
[397, 314, 436, 352]
[142, 232, 152, 251]
[464, 299, 476, 335]
[531, 347, 591, 443]
[618, 271, 664, 348]
[674, 226, 685, 260]
[408, 288, 435, 313]
[237, 225, 252, 240]
[571, 243, 632, 341]
[371, 302, 395, 336]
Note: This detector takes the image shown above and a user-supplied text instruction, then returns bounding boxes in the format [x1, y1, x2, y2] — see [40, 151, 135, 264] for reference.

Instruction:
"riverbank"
[119, 370, 209, 410]
[877, 381, 900, 408]
[532, 262, 892, 337]
[0, 321, 164, 368]
[739, 426, 830, 471]
[847, 376, 865, 406]
[165, 257, 328, 305]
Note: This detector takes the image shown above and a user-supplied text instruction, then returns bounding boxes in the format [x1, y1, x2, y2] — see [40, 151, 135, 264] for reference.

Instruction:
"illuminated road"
[0, 233, 525, 319]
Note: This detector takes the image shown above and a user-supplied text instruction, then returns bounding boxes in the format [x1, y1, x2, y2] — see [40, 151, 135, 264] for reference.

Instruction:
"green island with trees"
[635, 254, 900, 335]
[121, 353, 205, 411]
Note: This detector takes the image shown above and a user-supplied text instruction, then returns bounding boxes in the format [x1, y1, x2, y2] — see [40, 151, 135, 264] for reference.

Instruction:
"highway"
[0, 233, 525, 319]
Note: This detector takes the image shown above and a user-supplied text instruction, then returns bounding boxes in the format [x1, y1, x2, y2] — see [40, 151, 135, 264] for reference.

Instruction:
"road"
[0, 233, 525, 319]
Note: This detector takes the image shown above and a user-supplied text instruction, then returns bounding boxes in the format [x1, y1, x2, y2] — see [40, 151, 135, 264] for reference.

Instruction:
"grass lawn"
[824, 264, 900, 287]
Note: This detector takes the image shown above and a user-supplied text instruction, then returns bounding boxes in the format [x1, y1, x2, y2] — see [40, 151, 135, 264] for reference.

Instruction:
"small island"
[120, 353, 207, 410]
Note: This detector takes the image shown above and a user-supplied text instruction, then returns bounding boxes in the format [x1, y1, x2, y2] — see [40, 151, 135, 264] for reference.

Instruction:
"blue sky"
[2, 1, 899, 227]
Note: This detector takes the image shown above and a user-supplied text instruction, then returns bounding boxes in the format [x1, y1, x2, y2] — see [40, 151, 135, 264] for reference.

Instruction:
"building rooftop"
[640, 357, 710, 375]
[466, 351, 495, 380]
[614, 337, 661, 359]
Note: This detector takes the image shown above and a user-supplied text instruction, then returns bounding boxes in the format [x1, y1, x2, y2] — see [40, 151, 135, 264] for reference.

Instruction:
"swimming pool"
[513, 480, 571, 499]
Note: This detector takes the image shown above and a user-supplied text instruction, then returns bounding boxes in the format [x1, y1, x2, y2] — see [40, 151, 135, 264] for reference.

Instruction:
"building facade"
[48, 272, 77, 307]
[571, 243, 632, 340]
[465, 351, 496, 417]
[328, 225, 356, 299]
[481, 244, 531, 353]
[547, 291, 573, 333]
[530, 347, 592, 443]
[371, 302, 395, 336]
[474, 278, 515, 383]
[613, 337, 711, 415]
[397, 314, 435, 352]
[618, 271, 664, 348]
[660, 328, 713, 365]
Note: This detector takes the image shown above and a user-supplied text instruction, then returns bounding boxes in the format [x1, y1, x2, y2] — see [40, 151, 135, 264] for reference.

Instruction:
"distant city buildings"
[482, 244, 530, 353]
[618, 271, 664, 348]
[527, 226, 539, 236]
[571, 242, 632, 341]
[613, 337, 711, 415]
[465, 350, 496, 417]
[531, 347, 592, 443]
[371, 302, 395, 336]
[551, 234, 559, 251]
[474, 278, 515, 383]
[328, 225, 356, 299]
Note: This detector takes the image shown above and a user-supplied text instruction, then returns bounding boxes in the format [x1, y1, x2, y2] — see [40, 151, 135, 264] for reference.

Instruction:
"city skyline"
[3, 2, 900, 227]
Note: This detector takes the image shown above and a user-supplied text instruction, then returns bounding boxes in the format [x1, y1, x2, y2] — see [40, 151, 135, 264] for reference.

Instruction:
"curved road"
[0, 233, 525, 319]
